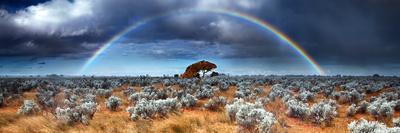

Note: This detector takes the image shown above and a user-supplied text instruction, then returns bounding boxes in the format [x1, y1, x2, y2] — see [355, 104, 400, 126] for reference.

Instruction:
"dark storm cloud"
[0, 0, 400, 72]
[255, 0, 400, 65]
[0, 0, 194, 58]
[0, 0, 50, 12]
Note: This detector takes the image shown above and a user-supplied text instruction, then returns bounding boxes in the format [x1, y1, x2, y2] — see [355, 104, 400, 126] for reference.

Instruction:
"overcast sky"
[0, 0, 399, 76]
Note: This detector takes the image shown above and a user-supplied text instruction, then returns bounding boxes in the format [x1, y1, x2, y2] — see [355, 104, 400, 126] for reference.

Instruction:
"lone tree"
[181, 60, 217, 78]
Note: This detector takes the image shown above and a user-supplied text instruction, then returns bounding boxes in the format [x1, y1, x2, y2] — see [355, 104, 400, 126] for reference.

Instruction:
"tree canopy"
[181, 60, 217, 78]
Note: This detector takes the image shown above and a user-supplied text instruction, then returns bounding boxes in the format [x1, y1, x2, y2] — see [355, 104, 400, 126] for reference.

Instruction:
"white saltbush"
[17, 100, 39, 115]
[367, 97, 394, 118]
[127, 98, 181, 120]
[347, 104, 357, 117]
[180, 94, 197, 107]
[285, 99, 310, 120]
[195, 85, 215, 99]
[204, 96, 227, 110]
[105, 96, 122, 111]
[348, 118, 400, 133]
[225, 98, 276, 133]
[96, 89, 112, 98]
[309, 99, 337, 125]
[393, 118, 400, 127]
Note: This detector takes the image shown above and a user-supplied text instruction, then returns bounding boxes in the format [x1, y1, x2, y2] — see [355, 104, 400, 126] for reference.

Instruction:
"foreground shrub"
[195, 85, 215, 99]
[17, 100, 39, 115]
[219, 82, 230, 91]
[347, 104, 357, 117]
[309, 100, 337, 125]
[225, 98, 276, 133]
[105, 96, 122, 111]
[96, 89, 112, 98]
[268, 84, 290, 101]
[348, 118, 400, 133]
[237, 108, 276, 133]
[204, 96, 227, 111]
[0, 93, 4, 107]
[80, 94, 96, 104]
[356, 100, 369, 113]
[367, 98, 394, 118]
[391, 100, 400, 111]
[80, 102, 97, 120]
[127, 98, 181, 120]
[285, 99, 310, 120]
[36, 86, 57, 109]
[180, 94, 197, 107]
[393, 118, 400, 127]
[297, 90, 315, 102]
[123, 87, 135, 97]
[55, 101, 97, 125]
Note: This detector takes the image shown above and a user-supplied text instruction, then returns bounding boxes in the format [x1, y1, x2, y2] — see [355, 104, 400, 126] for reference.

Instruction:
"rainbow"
[79, 8, 325, 75]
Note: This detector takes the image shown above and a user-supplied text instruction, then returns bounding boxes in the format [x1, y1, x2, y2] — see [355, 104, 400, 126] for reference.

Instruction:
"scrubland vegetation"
[1, 75, 400, 132]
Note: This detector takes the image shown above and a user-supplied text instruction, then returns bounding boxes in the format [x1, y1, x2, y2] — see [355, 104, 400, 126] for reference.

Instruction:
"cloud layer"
[1, 0, 400, 75]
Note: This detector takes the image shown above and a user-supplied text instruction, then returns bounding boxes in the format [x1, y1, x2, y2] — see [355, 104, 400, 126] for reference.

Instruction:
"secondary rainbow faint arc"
[79, 8, 326, 75]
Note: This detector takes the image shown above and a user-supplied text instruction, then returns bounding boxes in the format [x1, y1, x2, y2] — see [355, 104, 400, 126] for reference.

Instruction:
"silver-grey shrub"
[309, 99, 337, 125]
[204, 96, 227, 111]
[96, 89, 112, 98]
[105, 96, 122, 111]
[80, 94, 96, 104]
[123, 87, 135, 97]
[127, 98, 181, 120]
[347, 104, 357, 117]
[0, 93, 4, 107]
[391, 100, 400, 111]
[79, 101, 97, 121]
[356, 100, 369, 113]
[348, 118, 400, 133]
[285, 99, 310, 120]
[219, 81, 230, 91]
[225, 98, 276, 133]
[17, 100, 39, 115]
[393, 118, 400, 127]
[297, 90, 315, 102]
[55, 102, 97, 125]
[268, 84, 291, 101]
[180, 94, 197, 107]
[236, 108, 276, 133]
[367, 97, 394, 118]
[195, 84, 215, 99]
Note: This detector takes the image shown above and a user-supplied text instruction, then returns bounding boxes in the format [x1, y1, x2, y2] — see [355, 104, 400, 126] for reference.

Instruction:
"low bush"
[55, 96, 97, 125]
[17, 100, 40, 115]
[0, 93, 4, 107]
[297, 90, 315, 102]
[219, 82, 230, 91]
[180, 94, 197, 107]
[127, 98, 181, 120]
[96, 89, 112, 98]
[225, 98, 275, 133]
[195, 85, 215, 99]
[268, 84, 291, 101]
[204, 96, 227, 111]
[347, 104, 357, 117]
[285, 99, 310, 120]
[356, 100, 369, 113]
[309, 100, 337, 125]
[123, 87, 135, 97]
[393, 118, 400, 127]
[367, 98, 394, 118]
[348, 118, 400, 133]
[105, 96, 122, 111]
